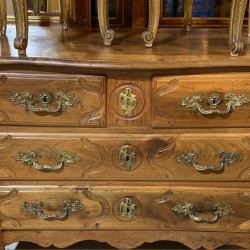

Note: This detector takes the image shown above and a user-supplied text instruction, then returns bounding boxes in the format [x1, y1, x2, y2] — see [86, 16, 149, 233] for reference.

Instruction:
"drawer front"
[1, 186, 249, 232]
[1, 133, 250, 181]
[153, 74, 250, 128]
[0, 74, 106, 127]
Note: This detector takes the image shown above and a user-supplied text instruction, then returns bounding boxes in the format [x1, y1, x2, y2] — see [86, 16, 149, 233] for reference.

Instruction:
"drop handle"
[180, 93, 249, 115]
[172, 202, 235, 223]
[10, 91, 79, 113]
[176, 152, 241, 171]
[16, 151, 80, 171]
[21, 200, 84, 220]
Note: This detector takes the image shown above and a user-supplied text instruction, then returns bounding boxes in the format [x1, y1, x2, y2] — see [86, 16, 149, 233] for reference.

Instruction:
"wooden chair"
[97, 0, 160, 47]
[0, 0, 71, 55]
[184, 0, 248, 56]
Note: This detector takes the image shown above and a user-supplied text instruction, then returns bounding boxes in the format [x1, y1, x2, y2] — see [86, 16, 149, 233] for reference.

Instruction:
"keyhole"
[43, 96, 48, 103]
[125, 155, 130, 162]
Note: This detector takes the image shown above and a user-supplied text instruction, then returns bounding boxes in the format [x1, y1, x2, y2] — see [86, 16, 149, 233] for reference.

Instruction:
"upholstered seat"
[0, 0, 71, 55]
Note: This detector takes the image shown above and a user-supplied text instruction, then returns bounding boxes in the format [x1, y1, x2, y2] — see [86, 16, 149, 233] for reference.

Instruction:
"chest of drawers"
[0, 27, 250, 250]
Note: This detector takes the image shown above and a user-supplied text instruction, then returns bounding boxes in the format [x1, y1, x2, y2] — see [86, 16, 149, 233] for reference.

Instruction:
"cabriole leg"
[184, 0, 193, 31]
[12, 0, 28, 56]
[60, 0, 70, 30]
[97, 0, 115, 46]
[0, 0, 7, 35]
[230, 0, 248, 56]
[142, 0, 160, 47]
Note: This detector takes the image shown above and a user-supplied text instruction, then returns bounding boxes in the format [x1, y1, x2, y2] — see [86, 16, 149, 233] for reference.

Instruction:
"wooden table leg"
[142, 0, 160, 47]
[230, 0, 248, 56]
[60, 0, 70, 30]
[97, 0, 115, 46]
[0, 0, 7, 35]
[12, 0, 28, 56]
[184, 0, 193, 32]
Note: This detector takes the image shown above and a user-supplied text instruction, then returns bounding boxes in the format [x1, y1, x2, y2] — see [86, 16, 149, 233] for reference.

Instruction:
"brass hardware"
[181, 93, 249, 115]
[172, 202, 235, 222]
[10, 91, 79, 113]
[119, 88, 137, 117]
[120, 197, 136, 221]
[176, 152, 240, 171]
[119, 145, 136, 172]
[16, 151, 80, 171]
[21, 200, 83, 220]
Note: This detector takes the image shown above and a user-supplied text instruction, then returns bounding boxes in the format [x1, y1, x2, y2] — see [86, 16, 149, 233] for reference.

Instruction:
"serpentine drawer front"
[152, 73, 250, 128]
[0, 186, 249, 232]
[0, 133, 249, 181]
[0, 74, 106, 127]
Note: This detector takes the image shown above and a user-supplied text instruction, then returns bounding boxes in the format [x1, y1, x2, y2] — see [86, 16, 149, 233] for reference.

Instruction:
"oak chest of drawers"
[0, 27, 250, 250]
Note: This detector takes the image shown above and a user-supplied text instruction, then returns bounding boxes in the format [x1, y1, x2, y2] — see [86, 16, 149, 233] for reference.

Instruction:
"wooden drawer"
[0, 74, 106, 127]
[153, 74, 250, 128]
[1, 186, 249, 232]
[1, 132, 250, 181]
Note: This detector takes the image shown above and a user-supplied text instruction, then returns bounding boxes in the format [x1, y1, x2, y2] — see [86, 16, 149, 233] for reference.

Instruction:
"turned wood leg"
[0, 0, 7, 35]
[230, 0, 248, 56]
[142, 0, 160, 47]
[12, 0, 28, 56]
[97, 0, 115, 46]
[184, 0, 193, 32]
[60, 0, 70, 30]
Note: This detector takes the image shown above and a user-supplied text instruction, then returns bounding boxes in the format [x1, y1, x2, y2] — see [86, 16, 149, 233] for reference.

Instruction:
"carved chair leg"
[0, 0, 7, 35]
[142, 0, 160, 47]
[32, 0, 40, 16]
[60, 0, 70, 30]
[184, 0, 193, 32]
[230, 0, 248, 56]
[12, 0, 28, 56]
[97, 0, 115, 46]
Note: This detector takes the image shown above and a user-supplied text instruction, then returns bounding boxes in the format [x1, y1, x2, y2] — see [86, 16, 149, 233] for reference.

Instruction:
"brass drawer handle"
[119, 88, 137, 117]
[10, 91, 79, 113]
[21, 200, 84, 220]
[16, 151, 80, 171]
[176, 152, 240, 171]
[181, 93, 249, 115]
[172, 202, 235, 223]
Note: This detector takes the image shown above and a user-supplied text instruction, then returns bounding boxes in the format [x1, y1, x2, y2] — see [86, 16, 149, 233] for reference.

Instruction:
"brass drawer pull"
[172, 202, 235, 223]
[181, 93, 249, 115]
[119, 88, 137, 117]
[10, 91, 79, 113]
[176, 152, 240, 171]
[21, 200, 84, 220]
[16, 151, 80, 171]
